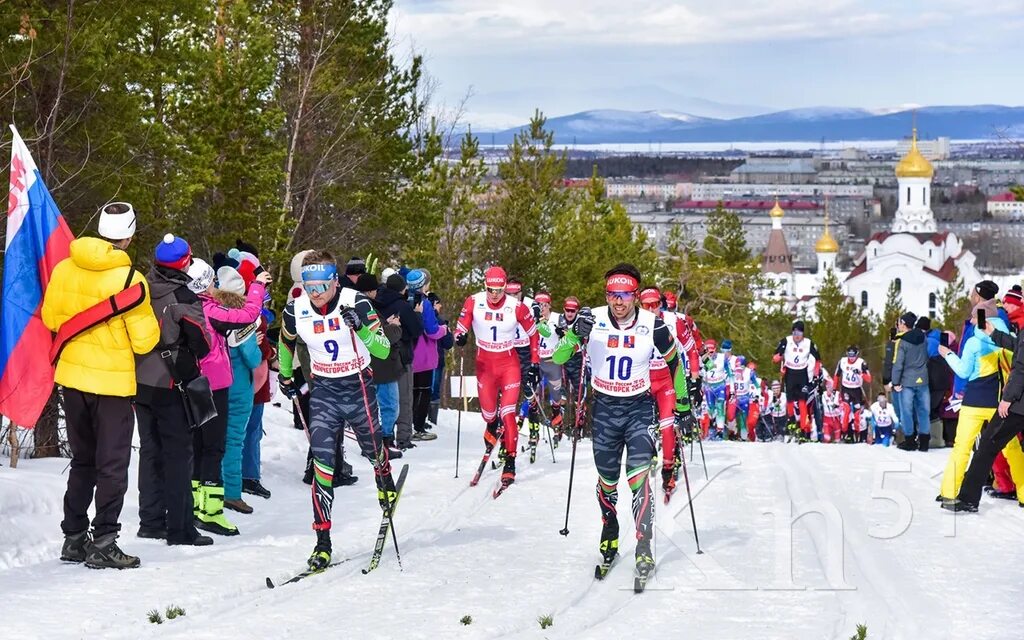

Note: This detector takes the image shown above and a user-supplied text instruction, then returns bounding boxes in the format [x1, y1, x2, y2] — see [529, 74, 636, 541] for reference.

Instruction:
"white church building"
[762, 129, 1016, 320]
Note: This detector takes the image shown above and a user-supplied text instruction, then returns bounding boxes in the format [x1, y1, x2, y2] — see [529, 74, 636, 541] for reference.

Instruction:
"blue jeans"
[242, 403, 265, 480]
[376, 381, 399, 438]
[898, 385, 930, 436]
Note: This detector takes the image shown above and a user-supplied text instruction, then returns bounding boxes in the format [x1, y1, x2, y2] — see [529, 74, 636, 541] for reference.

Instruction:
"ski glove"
[676, 409, 696, 437]
[341, 307, 362, 331]
[556, 314, 568, 338]
[526, 363, 541, 389]
[574, 308, 595, 340]
[532, 301, 542, 323]
[279, 377, 299, 400]
[455, 332, 468, 347]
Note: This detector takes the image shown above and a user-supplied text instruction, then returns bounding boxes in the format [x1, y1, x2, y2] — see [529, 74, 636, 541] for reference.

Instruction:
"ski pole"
[455, 353, 465, 478]
[560, 343, 588, 536]
[676, 425, 703, 554]
[349, 327, 402, 570]
[696, 420, 708, 480]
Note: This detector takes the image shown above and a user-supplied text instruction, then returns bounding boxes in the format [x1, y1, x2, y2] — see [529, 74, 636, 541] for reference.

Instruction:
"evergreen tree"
[811, 268, 874, 377]
[702, 202, 750, 267]
[937, 273, 970, 330]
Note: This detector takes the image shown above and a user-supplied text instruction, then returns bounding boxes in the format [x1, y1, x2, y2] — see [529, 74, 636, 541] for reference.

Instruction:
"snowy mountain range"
[477, 105, 1024, 145]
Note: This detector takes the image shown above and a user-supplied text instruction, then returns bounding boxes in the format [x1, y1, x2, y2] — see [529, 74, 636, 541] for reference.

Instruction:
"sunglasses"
[303, 281, 332, 295]
[486, 287, 504, 295]
[605, 291, 636, 301]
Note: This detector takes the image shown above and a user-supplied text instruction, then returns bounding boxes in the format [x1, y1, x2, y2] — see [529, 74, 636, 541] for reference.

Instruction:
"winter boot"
[196, 483, 240, 536]
[427, 400, 440, 430]
[224, 497, 254, 514]
[940, 499, 978, 513]
[308, 529, 332, 570]
[242, 479, 272, 499]
[917, 434, 930, 452]
[897, 434, 918, 451]
[85, 534, 140, 570]
[60, 530, 90, 563]
[191, 479, 201, 518]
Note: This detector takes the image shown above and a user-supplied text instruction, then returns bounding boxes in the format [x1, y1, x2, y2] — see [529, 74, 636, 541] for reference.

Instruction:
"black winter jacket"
[374, 286, 423, 366]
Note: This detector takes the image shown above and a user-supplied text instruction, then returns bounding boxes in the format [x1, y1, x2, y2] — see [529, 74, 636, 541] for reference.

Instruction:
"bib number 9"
[605, 355, 633, 381]
[325, 339, 339, 362]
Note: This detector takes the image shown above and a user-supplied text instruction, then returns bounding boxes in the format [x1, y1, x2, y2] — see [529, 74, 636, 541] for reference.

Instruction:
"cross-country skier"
[558, 297, 590, 437]
[552, 264, 689, 586]
[277, 251, 396, 570]
[534, 291, 565, 442]
[702, 339, 734, 439]
[505, 277, 544, 455]
[820, 380, 844, 443]
[869, 393, 899, 446]
[639, 287, 696, 492]
[454, 267, 540, 489]
[727, 356, 760, 441]
[764, 380, 788, 440]
[835, 345, 870, 439]
[773, 320, 822, 439]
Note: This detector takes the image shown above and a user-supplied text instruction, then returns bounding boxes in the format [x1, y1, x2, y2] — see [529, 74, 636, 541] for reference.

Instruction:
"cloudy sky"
[389, 0, 1024, 129]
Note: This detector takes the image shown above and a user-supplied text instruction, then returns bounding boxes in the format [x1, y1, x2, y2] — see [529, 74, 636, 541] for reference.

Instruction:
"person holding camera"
[378, 273, 423, 449]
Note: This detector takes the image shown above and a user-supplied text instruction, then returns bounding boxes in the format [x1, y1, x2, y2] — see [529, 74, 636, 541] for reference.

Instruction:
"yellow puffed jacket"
[41, 237, 160, 396]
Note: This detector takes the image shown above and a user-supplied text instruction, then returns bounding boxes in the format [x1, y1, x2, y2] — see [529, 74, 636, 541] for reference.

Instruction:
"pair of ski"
[470, 434, 513, 499]
[593, 554, 655, 593]
[266, 464, 409, 588]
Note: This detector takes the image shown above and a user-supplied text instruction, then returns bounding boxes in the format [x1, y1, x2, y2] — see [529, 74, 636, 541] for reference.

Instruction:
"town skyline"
[390, 0, 1024, 130]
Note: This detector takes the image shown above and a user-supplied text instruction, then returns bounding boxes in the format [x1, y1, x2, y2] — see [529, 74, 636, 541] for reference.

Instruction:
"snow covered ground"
[2, 404, 1023, 640]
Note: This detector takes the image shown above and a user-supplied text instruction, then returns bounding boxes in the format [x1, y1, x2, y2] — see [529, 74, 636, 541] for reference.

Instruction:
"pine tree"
[812, 268, 874, 377]
[937, 273, 970, 330]
[702, 202, 750, 267]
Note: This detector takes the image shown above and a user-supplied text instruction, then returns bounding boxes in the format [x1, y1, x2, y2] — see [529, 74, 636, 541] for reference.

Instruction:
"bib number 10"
[605, 355, 633, 381]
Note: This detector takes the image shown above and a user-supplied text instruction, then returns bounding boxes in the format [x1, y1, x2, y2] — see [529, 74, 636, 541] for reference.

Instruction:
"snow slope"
[2, 405, 1022, 640]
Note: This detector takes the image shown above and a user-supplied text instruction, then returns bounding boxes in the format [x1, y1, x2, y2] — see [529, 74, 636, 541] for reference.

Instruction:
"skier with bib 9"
[277, 251, 396, 570]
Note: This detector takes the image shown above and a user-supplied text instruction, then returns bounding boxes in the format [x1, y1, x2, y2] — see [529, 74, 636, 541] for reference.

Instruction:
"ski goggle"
[486, 287, 504, 295]
[303, 281, 332, 295]
[605, 290, 636, 302]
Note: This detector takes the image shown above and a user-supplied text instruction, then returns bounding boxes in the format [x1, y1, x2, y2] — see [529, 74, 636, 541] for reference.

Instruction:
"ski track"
[2, 407, 1023, 639]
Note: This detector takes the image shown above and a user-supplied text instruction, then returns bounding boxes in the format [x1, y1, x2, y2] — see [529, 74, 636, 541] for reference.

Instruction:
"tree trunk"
[32, 390, 62, 458]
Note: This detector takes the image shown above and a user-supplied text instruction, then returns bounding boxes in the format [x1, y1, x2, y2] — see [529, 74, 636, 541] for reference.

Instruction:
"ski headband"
[504, 281, 522, 295]
[301, 263, 337, 282]
[563, 298, 580, 312]
[535, 292, 552, 304]
[639, 288, 661, 305]
[605, 274, 639, 293]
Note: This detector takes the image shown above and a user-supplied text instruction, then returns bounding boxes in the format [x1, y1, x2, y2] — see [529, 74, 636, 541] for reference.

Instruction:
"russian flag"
[0, 125, 73, 427]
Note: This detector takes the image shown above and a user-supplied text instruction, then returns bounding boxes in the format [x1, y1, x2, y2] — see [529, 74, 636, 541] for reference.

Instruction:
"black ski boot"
[85, 534, 141, 569]
[500, 456, 516, 489]
[60, 531, 89, 563]
[595, 519, 619, 579]
[377, 472, 398, 512]
[308, 530, 332, 570]
[897, 434, 917, 451]
[634, 538, 655, 592]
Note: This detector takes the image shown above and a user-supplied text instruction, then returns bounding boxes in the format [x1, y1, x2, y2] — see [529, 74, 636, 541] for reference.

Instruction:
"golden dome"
[815, 229, 839, 253]
[895, 128, 934, 179]
[769, 198, 785, 218]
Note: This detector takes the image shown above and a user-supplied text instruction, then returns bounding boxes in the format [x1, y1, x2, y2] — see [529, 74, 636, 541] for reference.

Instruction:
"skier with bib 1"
[454, 267, 540, 490]
[277, 251, 397, 570]
[552, 264, 688, 588]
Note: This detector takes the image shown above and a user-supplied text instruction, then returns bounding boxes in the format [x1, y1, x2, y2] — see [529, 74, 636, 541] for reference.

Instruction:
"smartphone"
[977, 308, 986, 327]
[939, 332, 949, 347]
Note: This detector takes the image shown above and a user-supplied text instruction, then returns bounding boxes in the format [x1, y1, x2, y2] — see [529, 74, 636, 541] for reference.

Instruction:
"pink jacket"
[199, 282, 266, 391]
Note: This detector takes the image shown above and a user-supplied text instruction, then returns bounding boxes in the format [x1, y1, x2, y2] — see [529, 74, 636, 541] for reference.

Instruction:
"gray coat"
[892, 328, 929, 388]
[134, 265, 212, 403]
